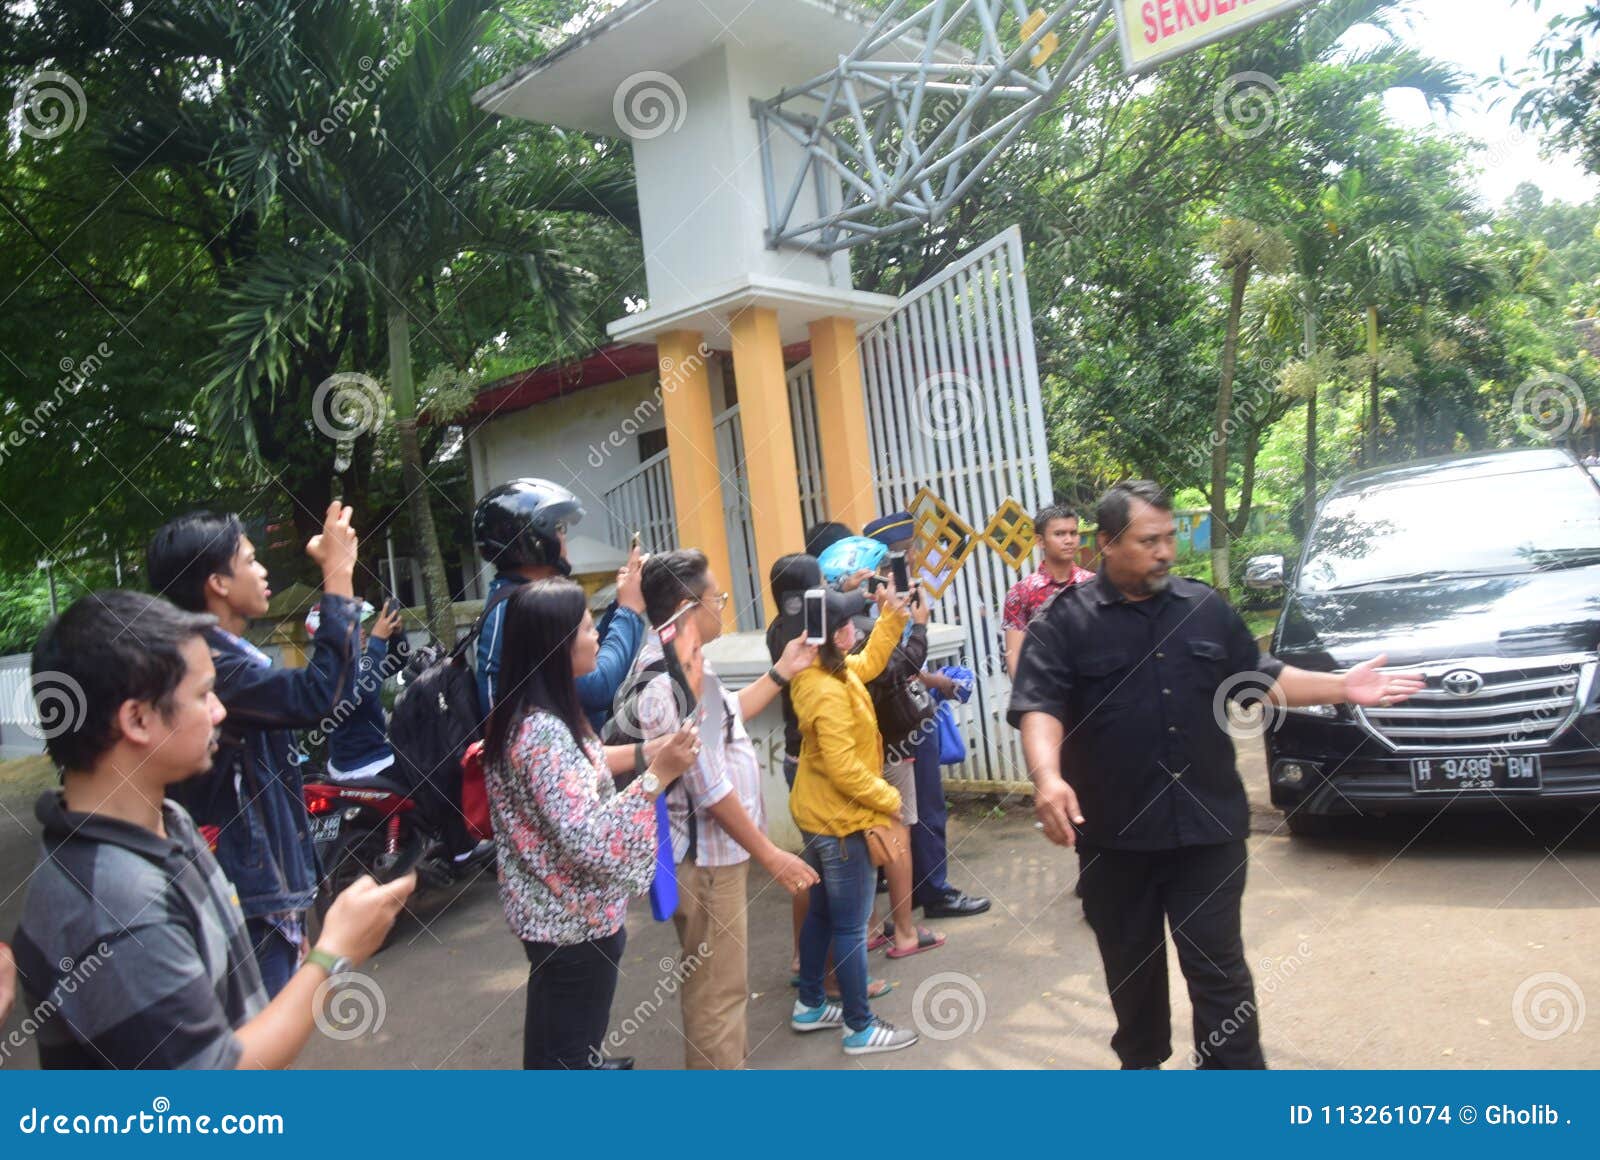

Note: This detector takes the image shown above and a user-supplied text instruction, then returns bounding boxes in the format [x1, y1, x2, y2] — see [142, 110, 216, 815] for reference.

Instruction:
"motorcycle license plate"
[309, 813, 342, 845]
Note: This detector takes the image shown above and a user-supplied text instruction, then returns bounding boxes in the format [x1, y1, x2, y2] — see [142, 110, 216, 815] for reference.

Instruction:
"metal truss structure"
[753, 0, 1115, 253]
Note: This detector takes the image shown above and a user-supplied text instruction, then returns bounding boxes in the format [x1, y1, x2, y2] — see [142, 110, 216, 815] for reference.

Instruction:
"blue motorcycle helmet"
[817, 535, 889, 584]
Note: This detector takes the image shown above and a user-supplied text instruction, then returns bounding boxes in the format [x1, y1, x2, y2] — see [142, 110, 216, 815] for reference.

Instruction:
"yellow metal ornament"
[907, 488, 979, 598]
[982, 498, 1037, 571]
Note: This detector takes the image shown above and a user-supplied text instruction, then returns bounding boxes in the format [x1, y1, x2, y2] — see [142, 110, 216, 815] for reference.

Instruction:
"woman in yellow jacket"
[786, 583, 919, 1056]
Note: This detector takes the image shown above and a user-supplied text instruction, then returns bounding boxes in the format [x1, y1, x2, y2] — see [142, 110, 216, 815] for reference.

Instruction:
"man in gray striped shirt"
[10, 590, 413, 1069]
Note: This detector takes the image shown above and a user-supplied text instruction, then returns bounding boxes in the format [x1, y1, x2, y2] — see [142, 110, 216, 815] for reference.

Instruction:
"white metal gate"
[856, 225, 1051, 787]
[602, 226, 1050, 786]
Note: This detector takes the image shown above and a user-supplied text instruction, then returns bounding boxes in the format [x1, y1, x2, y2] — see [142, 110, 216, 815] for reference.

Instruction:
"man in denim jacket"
[147, 502, 362, 995]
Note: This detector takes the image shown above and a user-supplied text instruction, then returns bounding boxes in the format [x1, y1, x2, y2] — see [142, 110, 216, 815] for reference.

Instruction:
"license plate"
[310, 814, 342, 844]
[1410, 754, 1542, 792]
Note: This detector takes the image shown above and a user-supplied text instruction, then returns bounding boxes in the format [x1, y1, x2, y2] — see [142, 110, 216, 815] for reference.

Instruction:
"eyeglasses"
[701, 591, 730, 611]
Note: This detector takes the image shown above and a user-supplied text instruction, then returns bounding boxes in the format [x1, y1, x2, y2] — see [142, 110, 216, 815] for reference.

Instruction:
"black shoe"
[922, 890, 990, 918]
[596, 1057, 635, 1070]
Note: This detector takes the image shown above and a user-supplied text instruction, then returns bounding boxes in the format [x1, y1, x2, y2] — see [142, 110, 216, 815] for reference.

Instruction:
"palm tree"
[104, 0, 637, 643]
[199, 0, 638, 644]
[1203, 218, 1290, 601]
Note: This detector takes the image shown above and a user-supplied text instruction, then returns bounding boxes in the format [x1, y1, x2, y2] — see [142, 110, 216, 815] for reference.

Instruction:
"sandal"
[866, 929, 891, 952]
[885, 927, 946, 960]
[797, 974, 896, 1001]
[826, 977, 895, 1001]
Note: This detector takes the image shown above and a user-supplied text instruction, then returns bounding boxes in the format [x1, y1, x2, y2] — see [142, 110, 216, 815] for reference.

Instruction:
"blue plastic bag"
[648, 792, 677, 921]
[935, 701, 966, 765]
[929, 665, 973, 765]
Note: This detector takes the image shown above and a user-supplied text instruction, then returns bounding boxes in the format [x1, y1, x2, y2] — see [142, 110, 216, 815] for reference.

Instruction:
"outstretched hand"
[1343, 654, 1426, 708]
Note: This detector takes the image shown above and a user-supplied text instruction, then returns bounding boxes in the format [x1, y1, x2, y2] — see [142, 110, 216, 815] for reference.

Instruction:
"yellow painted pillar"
[808, 315, 877, 532]
[729, 307, 806, 604]
[656, 329, 737, 633]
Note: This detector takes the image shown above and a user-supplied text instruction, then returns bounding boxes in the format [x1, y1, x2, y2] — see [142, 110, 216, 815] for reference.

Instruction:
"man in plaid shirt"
[633, 550, 820, 1069]
[1004, 502, 1095, 678]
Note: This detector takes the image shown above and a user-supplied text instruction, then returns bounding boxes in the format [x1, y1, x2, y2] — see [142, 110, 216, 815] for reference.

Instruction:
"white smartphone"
[803, 588, 828, 645]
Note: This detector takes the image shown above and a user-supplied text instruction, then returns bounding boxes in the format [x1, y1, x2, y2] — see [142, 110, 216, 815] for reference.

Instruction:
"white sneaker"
[791, 999, 846, 1032]
[842, 1017, 918, 1055]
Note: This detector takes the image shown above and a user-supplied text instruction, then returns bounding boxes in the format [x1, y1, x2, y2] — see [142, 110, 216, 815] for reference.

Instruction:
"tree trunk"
[1231, 425, 1260, 540]
[1365, 305, 1380, 465]
[386, 299, 458, 647]
[1210, 258, 1252, 604]
[1301, 302, 1320, 529]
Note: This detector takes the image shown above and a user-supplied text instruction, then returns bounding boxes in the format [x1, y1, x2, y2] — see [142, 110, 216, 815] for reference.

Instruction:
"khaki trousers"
[672, 860, 750, 1069]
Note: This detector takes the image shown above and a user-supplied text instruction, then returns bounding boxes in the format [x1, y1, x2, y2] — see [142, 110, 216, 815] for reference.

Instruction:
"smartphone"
[889, 551, 910, 593]
[803, 588, 828, 644]
[864, 575, 887, 596]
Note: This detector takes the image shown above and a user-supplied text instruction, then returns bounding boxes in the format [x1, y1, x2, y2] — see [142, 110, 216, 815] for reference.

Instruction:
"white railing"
[711, 406, 764, 630]
[0, 652, 45, 760]
[601, 448, 677, 556]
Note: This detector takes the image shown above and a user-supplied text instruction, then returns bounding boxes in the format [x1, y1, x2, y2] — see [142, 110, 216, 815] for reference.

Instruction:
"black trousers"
[521, 928, 626, 1069]
[1076, 840, 1265, 1070]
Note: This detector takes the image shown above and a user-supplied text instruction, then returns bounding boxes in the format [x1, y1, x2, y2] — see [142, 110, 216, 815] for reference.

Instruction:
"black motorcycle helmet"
[473, 478, 585, 576]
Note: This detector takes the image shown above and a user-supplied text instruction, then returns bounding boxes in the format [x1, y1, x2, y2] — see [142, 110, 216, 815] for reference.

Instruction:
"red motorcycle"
[301, 771, 494, 936]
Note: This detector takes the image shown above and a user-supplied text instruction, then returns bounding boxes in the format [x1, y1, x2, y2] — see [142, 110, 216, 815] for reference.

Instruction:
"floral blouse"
[486, 710, 657, 945]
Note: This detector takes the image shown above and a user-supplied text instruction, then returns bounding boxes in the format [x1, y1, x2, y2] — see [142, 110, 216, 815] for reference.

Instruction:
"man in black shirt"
[1009, 481, 1421, 1068]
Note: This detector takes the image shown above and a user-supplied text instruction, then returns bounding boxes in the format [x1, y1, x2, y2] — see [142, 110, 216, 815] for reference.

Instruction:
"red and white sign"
[1113, 0, 1318, 73]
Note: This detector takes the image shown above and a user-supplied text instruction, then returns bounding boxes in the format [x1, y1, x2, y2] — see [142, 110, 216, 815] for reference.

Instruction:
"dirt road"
[2, 748, 1595, 1069]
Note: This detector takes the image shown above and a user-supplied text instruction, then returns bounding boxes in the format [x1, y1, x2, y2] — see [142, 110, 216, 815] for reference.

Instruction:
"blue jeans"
[246, 916, 301, 998]
[797, 831, 876, 1033]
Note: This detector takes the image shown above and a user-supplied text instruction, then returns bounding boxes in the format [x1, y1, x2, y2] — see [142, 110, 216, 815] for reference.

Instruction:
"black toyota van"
[1247, 447, 1600, 835]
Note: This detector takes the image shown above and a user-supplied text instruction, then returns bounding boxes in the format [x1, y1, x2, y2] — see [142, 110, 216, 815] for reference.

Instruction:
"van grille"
[1353, 654, 1594, 752]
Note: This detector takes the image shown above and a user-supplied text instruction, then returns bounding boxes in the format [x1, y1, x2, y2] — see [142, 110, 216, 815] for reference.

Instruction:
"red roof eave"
[460, 342, 662, 423]
[452, 339, 817, 426]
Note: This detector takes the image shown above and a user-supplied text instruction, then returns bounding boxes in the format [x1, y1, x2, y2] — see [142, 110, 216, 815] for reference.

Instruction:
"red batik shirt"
[1003, 564, 1096, 631]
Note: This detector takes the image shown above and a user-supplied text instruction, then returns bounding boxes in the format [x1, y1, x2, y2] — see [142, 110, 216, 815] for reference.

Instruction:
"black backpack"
[387, 585, 517, 824]
[851, 633, 936, 762]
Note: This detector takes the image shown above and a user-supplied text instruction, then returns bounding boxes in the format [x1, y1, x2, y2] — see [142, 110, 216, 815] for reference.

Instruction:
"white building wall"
[467, 356, 734, 554]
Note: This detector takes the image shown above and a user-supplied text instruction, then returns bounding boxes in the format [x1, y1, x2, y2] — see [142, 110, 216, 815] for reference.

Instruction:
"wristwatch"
[306, 947, 353, 977]
[639, 771, 661, 795]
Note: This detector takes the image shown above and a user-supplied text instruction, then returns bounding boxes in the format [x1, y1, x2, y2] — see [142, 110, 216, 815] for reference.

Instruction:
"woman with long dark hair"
[483, 578, 695, 1069]
[787, 581, 920, 1056]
